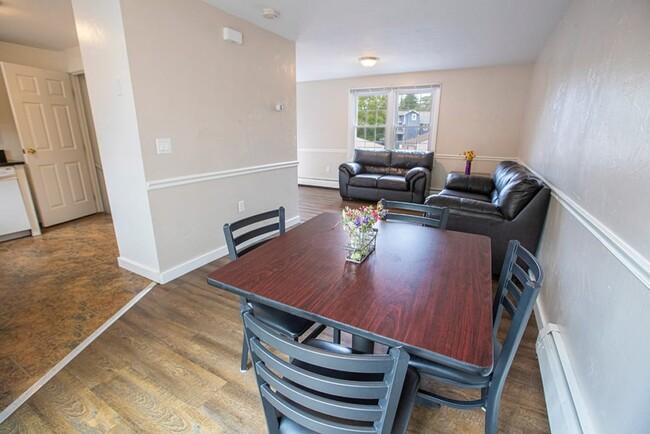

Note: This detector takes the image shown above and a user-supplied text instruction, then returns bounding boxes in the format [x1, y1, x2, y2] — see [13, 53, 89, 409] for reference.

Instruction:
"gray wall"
[520, 0, 650, 432]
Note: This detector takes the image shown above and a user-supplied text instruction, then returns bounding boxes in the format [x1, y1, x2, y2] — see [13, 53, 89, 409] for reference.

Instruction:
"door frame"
[70, 71, 105, 213]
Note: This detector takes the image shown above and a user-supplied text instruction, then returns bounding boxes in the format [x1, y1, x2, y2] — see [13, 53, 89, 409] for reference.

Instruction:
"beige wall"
[520, 0, 650, 431]
[0, 41, 67, 71]
[297, 64, 533, 190]
[121, 0, 296, 181]
[73, 0, 298, 279]
[72, 0, 160, 276]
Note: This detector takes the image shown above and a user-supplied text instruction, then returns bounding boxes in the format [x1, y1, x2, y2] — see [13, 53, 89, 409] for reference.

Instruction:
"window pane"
[357, 110, 366, 125]
[395, 91, 432, 150]
[355, 93, 388, 149]
[356, 95, 387, 127]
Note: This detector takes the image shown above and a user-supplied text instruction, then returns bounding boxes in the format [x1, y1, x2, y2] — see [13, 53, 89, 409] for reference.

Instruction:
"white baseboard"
[298, 177, 339, 189]
[157, 246, 229, 284]
[117, 257, 162, 282]
[537, 324, 593, 434]
[118, 216, 301, 284]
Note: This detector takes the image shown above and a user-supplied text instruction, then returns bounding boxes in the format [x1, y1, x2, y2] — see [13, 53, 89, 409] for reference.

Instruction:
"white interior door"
[1, 62, 97, 227]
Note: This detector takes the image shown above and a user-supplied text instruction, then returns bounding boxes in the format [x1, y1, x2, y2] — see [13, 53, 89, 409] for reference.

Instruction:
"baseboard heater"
[536, 324, 592, 433]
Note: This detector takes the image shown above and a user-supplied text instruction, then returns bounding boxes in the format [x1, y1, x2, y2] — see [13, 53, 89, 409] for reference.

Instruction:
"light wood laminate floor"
[0, 187, 550, 433]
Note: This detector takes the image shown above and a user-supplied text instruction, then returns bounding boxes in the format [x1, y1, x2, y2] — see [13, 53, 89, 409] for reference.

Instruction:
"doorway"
[73, 73, 110, 215]
[0, 62, 109, 228]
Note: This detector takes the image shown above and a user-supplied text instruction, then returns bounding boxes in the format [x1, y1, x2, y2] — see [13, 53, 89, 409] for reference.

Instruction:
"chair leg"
[240, 334, 249, 372]
[484, 389, 501, 434]
[239, 297, 250, 373]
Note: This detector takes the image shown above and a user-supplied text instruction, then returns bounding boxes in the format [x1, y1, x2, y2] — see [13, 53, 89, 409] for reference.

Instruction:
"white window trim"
[348, 84, 441, 158]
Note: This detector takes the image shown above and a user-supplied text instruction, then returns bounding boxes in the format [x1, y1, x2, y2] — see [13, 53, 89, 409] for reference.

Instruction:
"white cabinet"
[0, 166, 31, 241]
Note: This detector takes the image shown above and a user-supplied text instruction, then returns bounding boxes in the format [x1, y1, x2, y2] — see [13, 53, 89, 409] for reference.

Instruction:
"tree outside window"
[354, 95, 387, 149]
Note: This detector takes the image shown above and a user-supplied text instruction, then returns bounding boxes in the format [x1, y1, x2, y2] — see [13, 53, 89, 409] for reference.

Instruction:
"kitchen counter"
[0, 161, 26, 167]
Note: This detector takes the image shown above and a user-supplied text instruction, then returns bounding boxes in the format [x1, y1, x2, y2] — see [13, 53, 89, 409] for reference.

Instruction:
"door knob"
[25, 148, 37, 155]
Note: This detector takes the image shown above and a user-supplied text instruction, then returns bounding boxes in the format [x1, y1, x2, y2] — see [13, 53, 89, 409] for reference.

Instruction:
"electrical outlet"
[325, 165, 330, 172]
[238, 200, 245, 213]
[156, 138, 172, 154]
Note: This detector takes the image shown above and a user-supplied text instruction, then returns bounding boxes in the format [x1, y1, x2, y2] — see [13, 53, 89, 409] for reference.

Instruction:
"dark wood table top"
[207, 212, 493, 374]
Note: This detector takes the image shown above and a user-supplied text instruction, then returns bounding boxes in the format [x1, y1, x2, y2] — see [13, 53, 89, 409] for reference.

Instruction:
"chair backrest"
[379, 198, 449, 229]
[491, 240, 544, 386]
[223, 207, 285, 260]
[242, 310, 410, 434]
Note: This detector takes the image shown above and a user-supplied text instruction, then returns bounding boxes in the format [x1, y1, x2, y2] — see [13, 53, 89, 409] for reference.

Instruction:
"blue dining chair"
[242, 308, 421, 433]
[379, 198, 449, 229]
[224, 207, 323, 372]
[409, 240, 544, 434]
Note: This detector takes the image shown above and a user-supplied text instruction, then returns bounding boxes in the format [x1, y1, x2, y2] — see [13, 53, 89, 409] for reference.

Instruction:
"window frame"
[348, 84, 441, 157]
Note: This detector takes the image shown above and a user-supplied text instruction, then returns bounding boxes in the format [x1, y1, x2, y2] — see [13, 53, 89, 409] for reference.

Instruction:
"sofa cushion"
[439, 189, 491, 203]
[378, 175, 408, 191]
[390, 150, 434, 170]
[426, 195, 503, 220]
[349, 173, 382, 188]
[445, 173, 495, 196]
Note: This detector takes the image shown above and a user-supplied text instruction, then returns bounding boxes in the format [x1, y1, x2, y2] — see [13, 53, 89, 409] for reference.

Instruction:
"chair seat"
[279, 339, 420, 434]
[251, 302, 314, 338]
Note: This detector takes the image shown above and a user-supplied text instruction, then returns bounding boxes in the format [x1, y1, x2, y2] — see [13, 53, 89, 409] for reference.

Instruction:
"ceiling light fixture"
[262, 8, 280, 20]
[359, 56, 379, 67]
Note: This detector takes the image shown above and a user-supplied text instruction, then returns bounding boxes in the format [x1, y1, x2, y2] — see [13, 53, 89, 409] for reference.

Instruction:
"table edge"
[206, 276, 493, 376]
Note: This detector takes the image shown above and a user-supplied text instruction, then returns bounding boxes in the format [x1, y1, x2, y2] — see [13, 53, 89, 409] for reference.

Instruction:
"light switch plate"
[156, 138, 172, 154]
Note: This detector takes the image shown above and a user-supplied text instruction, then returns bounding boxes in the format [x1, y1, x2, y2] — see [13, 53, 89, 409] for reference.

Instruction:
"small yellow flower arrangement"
[460, 150, 476, 162]
[460, 150, 476, 175]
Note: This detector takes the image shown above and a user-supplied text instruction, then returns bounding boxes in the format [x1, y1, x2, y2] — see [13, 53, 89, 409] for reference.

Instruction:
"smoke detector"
[262, 8, 280, 20]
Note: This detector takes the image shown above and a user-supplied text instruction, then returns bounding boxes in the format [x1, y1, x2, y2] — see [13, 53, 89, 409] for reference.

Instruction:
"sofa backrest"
[493, 161, 544, 220]
[353, 149, 434, 176]
[353, 149, 392, 174]
[391, 150, 434, 171]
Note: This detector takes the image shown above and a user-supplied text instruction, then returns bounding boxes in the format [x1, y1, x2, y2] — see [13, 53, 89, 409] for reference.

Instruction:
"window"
[353, 93, 387, 149]
[351, 85, 440, 152]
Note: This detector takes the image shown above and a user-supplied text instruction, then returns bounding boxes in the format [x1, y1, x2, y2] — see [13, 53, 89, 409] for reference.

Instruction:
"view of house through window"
[352, 85, 439, 151]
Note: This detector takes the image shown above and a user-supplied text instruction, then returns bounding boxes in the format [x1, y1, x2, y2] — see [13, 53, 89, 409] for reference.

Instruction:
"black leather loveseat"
[425, 161, 550, 274]
[339, 149, 433, 203]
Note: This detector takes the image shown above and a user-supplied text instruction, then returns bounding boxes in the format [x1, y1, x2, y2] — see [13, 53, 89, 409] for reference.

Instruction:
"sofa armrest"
[405, 167, 429, 184]
[445, 173, 495, 195]
[339, 162, 362, 177]
[425, 194, 503, 220]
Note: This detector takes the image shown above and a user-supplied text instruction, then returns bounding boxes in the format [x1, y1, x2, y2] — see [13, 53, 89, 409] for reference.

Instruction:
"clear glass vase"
[344, 228, 377, 263]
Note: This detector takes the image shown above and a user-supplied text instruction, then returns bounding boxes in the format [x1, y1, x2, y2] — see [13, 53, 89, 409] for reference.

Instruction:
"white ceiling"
[204, 0, 571, 82]
[0, 0, 570, 82]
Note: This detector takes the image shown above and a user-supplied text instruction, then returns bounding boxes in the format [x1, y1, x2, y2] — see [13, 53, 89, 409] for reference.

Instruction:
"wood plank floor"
[0, 214, 152, 411]
[0, 187, 550, 433]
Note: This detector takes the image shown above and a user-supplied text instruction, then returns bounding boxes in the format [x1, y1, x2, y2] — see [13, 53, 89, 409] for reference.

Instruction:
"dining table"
[206, 212, 494, 375]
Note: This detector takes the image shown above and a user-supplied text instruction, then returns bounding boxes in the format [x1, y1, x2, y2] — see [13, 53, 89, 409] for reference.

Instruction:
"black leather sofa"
[338, 149, 434, 203]
[425, 161, 550, 274]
